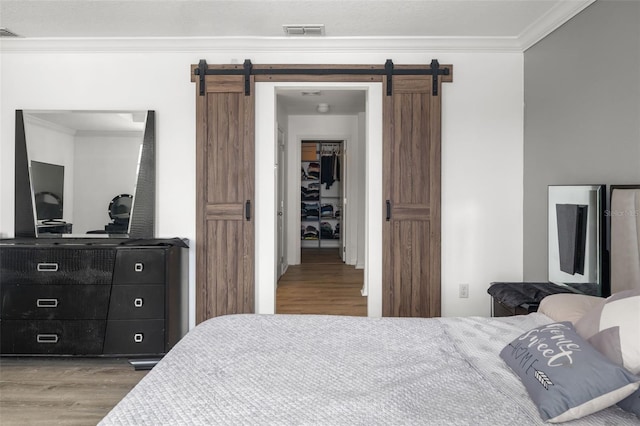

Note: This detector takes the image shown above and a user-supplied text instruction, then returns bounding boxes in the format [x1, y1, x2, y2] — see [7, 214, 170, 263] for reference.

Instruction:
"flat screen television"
[31, 160, 64, 221]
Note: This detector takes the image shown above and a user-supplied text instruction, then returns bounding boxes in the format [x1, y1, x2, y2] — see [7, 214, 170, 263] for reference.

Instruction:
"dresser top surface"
[0, 238, 188, 248]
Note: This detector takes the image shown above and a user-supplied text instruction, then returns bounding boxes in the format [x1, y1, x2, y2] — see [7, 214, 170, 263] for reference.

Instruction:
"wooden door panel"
[196, 71, 255, 323]
[204, 220, 252, 317]
[383, 74, 443, 318]
[392, 92, 431, 205]
[206, 93, 245, 204]
[391, 220, 431, 317]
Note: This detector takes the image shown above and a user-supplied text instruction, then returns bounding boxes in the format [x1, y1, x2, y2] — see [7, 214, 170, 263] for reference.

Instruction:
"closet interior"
[300, 141, 343, 250]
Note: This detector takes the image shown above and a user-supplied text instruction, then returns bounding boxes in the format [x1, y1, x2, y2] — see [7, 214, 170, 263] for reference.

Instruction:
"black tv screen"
[31, 160, 64, 220]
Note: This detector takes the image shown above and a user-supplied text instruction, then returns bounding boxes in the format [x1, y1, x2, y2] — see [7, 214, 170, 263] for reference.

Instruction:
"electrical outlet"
[459, 283, 469, 298]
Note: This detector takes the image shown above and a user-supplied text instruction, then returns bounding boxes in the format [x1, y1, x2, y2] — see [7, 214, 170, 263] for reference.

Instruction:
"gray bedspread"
[100, 313, 638, 425]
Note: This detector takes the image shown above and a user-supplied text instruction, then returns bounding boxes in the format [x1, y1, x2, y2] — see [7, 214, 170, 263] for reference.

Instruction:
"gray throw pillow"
[618, 387, 640, 418]
[500, 321, 640, 423]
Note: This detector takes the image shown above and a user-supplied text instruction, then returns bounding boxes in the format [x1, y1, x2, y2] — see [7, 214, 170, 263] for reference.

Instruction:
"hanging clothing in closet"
[321, 152, 341, 189]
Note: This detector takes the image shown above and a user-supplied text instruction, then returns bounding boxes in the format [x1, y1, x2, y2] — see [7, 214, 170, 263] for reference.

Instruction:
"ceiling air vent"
[283, 24, 325, 37]
[0, 28, 20, 37]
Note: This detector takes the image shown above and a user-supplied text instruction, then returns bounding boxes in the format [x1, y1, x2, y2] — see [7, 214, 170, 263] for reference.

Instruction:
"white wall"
[1, 46, 524, 324]
[440, 54, 524, 316]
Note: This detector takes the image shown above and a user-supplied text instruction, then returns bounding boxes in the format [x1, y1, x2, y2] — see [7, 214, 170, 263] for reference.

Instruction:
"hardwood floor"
[276, 248, 367, 316]
[0, 249, 364, 425]
[0, 357, 146, 425]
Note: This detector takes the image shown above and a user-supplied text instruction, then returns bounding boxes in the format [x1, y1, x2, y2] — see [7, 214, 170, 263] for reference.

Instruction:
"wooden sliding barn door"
[193, 67, 255, 323]
[382, 71, 448, 317]
[193, 61, 450, 322]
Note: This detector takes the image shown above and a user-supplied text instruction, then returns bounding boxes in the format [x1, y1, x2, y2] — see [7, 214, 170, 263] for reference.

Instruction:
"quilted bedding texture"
[100, 313, 638, 425]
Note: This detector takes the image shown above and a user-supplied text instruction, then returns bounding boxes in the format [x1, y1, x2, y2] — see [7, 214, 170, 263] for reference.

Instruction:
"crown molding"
[0, 35, 524, 54]
[519, 0, 596, 51]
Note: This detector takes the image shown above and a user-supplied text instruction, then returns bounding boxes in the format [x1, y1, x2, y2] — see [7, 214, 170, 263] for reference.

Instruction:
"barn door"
[193, 61, 450, 321]
[193, 66, 255, 323]
[382, 72, 444, 317]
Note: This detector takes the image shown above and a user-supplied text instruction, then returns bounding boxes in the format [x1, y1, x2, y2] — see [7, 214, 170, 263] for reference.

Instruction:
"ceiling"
[1, 0, 593, 46]
[0, 0, 595, 115]
[277, 89, 367, 115]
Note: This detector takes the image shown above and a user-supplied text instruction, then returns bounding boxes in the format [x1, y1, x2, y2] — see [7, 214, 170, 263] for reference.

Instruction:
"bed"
[101, 186, 640, 425]
[100, 309, 639, 425]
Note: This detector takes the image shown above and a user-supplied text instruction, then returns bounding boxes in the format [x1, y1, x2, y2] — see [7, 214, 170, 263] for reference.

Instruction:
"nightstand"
[488, 281, 576, 317]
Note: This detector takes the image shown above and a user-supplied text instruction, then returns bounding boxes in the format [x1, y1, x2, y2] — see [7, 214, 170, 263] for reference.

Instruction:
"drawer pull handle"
[134, 298, 144, 308]
[36, 298, 59, 308]
[134, 333, 144, 343]
[134, 262, 144, 272]
[37, 334, 59, 344]
[37, 263, 59, 272]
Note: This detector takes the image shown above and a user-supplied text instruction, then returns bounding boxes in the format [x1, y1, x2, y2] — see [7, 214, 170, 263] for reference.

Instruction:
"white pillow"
[538, 293, 603, 324]
[575, 288, 640, 374]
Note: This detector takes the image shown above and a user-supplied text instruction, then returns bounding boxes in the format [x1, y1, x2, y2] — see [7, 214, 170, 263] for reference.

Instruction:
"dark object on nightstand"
[488, 282, 576, 317]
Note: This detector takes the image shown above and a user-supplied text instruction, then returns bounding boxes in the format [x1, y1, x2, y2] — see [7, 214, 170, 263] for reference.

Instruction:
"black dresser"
[0, 239, 188, 364]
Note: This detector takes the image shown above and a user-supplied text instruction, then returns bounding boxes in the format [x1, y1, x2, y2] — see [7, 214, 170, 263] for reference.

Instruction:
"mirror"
[15, 110, 155, 238]
[548, 185, 606, 296]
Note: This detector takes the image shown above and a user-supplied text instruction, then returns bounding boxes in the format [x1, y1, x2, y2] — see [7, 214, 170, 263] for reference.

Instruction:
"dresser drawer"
[103, 319, 165, 355]
[1, 284, 110, 320]
[108, 285, 165, 320]
[0, 320, 105, 355]
[113, 249, 165, 285]
[0, 247, 115, 285]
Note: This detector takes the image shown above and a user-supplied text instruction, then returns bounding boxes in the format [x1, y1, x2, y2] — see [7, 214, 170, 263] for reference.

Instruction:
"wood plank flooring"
[0, 357, 146, 425]
[276, 248, 367, 316]
[0, 248, 364, 425]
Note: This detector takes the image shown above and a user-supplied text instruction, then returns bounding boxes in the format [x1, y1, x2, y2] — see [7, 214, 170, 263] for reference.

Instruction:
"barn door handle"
[386, 200, 391, 221]
[245, 200, 251, 221]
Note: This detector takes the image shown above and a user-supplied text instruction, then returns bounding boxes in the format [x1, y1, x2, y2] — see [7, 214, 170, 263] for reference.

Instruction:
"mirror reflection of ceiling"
[27, 111, 147, 135]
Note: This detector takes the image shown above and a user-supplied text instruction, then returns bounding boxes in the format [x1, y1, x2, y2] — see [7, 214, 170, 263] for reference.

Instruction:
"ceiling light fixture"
[283, 24, 325, 37]
[301, 91, 322, 96]
[317, 103, 330, 113]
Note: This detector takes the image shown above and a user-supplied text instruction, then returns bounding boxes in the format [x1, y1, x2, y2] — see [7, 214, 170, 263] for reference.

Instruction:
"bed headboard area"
[610, 186, 640, 293]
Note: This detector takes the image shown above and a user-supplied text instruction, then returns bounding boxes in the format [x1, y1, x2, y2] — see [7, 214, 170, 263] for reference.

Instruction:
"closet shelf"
[301, 141, 342, 248]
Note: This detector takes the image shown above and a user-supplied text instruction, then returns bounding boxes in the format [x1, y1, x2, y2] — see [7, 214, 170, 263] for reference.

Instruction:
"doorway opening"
[255, 83, 381, 316]
[276, 89, 365, 316]
[300, 140, 344, 263]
